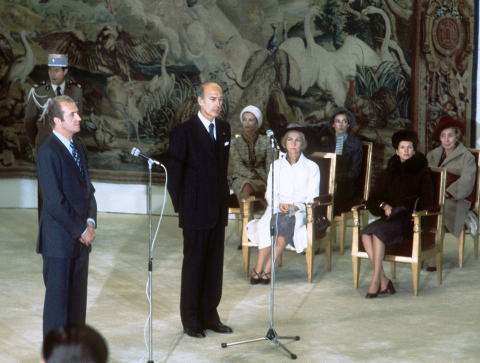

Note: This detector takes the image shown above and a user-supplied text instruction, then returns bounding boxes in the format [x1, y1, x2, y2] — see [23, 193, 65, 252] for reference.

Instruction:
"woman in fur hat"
[425, 116, 476, 270]
[360, 130, 435, 298]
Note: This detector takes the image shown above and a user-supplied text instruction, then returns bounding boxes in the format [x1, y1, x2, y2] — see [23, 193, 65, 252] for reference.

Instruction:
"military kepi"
[48, 54, 68, 67]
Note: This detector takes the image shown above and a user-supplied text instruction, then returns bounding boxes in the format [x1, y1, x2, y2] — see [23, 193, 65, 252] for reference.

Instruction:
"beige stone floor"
[1, 208, 480, 363]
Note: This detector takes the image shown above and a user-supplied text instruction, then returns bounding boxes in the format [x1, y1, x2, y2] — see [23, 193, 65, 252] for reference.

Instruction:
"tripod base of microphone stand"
[221, 328, 300, 359]
[147, 360, 154, 363]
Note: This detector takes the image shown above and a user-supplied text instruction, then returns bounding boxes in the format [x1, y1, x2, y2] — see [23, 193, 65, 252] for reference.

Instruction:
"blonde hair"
[280, 130, 307, 152]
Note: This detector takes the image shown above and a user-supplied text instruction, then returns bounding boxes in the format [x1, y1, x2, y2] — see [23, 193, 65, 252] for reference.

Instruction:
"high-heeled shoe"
[365, 285, 381, 299]
[379, 280, 396, 295]
[261, 271, 271, 285]
[250, 269, 262, 285]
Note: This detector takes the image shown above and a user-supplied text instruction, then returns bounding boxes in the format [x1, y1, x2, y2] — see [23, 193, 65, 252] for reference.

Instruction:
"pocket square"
[224, 141, 229, 146]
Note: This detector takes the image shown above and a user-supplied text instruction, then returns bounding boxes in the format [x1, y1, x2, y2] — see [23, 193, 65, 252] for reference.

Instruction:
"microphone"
[266, 130, 280, 149]
[131, 147, 161, 166]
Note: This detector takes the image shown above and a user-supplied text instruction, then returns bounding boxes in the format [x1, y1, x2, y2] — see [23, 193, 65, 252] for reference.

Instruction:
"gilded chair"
[351, 167, 446, 296]
[457, 148, 480, 267]
[332, 141, 373, 255]
[241, 152, 336, 283]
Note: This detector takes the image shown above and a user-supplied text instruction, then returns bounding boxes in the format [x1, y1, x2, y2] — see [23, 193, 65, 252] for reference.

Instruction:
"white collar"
[52, 130, 73, 152]
[198, 111, 216, 131]
[53, 81, 66, 95]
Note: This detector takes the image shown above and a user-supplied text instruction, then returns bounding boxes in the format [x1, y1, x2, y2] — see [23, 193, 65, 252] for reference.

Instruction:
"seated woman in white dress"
[245, 124, 320, 284]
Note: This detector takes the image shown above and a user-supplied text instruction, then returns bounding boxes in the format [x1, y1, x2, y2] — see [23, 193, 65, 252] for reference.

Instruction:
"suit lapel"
[216, 122, 228, 168]
[193, 116, 218, 166]
[51, 134, 86, 187]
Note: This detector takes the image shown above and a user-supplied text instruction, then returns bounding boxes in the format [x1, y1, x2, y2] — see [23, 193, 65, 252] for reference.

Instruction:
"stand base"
[221, 328, 300, 359]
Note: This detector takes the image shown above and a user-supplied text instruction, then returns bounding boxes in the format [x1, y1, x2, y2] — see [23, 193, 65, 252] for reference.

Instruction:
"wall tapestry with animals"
[0, 0, 476, 184]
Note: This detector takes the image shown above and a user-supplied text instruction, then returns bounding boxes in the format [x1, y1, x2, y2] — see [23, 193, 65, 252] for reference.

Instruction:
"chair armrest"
[351, 204, 367, 212]
[314, 194, 333, 204]
[413, 205, 443, 218]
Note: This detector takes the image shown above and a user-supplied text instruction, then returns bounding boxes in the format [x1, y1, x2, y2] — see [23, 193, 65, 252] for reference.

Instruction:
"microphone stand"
[147, 159, 154, 363]
[222, 138, 300, 359]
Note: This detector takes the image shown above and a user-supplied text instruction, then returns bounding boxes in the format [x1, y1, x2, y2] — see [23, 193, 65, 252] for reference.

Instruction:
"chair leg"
[242, 246, 251, 277]
[305, 249, 314, 283]
[278, 253, 283, 267]
[234, 214, 239, 237]
[475, 233, 479, 259]
[325, 233, 332, 272]
[352, 256, 360, 289]
[412, 261, 421, 296]
[390, 262, 396, 280]
[459, 228, 465, 268]
[435, 250, 443, 285]
[339, 217, 346, 255]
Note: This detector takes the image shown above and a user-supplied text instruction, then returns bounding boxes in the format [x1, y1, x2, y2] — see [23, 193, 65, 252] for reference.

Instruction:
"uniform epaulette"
[34, 81, 46, 88]
[67, 81, 81, 89]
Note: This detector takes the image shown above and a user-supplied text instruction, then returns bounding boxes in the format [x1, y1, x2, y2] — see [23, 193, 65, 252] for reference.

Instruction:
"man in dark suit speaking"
[167, 82, 232, 338]
[36, 95, 97, 337]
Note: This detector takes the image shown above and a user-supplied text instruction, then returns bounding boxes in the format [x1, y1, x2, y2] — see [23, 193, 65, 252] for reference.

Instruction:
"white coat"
[245, 153, 320, 253]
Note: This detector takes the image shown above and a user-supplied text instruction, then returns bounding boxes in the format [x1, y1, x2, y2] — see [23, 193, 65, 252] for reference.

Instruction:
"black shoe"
[250, 269, 262, 285]
[426, 266, 437, 272]
[203, 322, 233, 334]
[184, 326, 206, 338]
[261, 271, 271, 285]
[237, 244, 242, 250]
[365, 285, 381, 299]
[379, 280, 396, 295]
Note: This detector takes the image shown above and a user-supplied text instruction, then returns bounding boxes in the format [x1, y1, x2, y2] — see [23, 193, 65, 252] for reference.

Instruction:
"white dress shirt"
[198, 111, 216, 140]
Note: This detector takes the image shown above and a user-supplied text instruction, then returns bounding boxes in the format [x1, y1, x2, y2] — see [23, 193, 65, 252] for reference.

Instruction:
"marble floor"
[1, 208, 480, 363]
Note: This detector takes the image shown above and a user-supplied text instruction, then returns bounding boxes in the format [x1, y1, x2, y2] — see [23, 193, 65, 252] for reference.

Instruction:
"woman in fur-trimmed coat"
[360, 130, 435, 298]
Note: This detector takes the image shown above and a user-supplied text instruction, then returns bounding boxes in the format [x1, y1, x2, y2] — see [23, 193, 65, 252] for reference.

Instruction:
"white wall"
[0, 178, 177, 215]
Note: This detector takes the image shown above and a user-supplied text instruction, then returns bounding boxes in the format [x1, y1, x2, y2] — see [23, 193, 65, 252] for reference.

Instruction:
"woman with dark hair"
[426, 115, 476, 270]
[320, 107, 363, 216]
[360, 130, 435, 298]
[245, 124, 320, 284]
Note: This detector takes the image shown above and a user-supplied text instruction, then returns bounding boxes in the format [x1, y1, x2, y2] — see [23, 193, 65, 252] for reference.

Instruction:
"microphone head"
[266, 130, 274, 137]
[131, 147, 140, 156]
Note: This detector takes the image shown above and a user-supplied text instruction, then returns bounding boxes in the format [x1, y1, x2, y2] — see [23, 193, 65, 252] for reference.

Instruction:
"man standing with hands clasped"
[167, 82, 232, 338]
[36, 95, 97, 337]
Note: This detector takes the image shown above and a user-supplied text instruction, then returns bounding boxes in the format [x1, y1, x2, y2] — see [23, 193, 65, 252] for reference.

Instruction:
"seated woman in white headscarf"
[245, 124, 320, 284]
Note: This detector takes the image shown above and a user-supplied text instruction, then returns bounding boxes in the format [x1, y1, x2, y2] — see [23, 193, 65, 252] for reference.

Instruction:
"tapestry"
[0, 0, 475, 184]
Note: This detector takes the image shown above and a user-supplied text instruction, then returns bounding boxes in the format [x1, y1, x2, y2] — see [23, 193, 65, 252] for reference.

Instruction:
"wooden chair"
[351, 167, 446, 296]
[332, 141, 373, 255]
[241, 152, 336, 283]
[457, 148, 480, 267]
[228, 193, 241, 238]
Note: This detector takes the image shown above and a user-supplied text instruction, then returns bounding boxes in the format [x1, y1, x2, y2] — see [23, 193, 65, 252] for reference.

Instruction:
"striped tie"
[70, 140, 86, 185]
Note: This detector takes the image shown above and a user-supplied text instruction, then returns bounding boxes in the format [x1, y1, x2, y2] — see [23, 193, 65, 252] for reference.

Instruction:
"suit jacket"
[167, 114, 231, 230]
[25, 81, 83, 155]
[427, 143, 476, 237]
[36, 132, 97, 259]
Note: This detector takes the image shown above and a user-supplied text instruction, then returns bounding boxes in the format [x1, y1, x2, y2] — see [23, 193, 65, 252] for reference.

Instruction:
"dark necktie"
[70, 140, 86, 185]
[209, 123, 215, 142]
[56, 86, 62, 96]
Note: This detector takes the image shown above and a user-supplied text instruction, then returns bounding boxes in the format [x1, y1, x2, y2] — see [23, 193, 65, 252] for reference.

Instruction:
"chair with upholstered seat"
[351, 166, 446, 296]
[332, 141, 373, 255]
[457, 148, 480, 267]
[241, 152, 336, 283]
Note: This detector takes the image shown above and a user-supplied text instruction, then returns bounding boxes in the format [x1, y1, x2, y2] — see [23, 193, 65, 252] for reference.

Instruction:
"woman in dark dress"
[361, 130, 435, 298]
[320, 107, 363, 216]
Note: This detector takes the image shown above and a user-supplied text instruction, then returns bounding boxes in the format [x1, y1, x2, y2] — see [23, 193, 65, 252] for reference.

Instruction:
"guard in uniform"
[24, 54, 83, 219]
